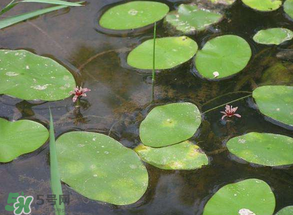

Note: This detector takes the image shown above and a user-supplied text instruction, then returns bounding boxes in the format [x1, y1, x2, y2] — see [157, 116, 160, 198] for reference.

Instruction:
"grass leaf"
[0, 0, 18, 16]
[20, 0, 84, 7]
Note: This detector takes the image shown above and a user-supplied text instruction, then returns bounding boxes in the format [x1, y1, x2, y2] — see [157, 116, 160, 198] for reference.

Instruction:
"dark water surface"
[1, 0, 293, 214]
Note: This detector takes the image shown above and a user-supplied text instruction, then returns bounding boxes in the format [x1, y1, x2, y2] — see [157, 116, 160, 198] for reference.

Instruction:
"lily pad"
[227, 132, 293, 166]
[203, 179, 276, 215]
[284, 0, 293, 20]
[276, 206, 293, 215]
[0, 118, 49, 163]
[253, 85, 293, 127]
[99, 1, 169, 30]
[139, 103, 201, 147]
[208, 0, 235, 5]
[164, 4, 223, 34]
[0, 50, 75, 101]
[242, 0, 282, 11]
[56, 131, 148, 205]
[127, 36, 198, 70]
[135, 141, 208, 170]
[253, 28, 293, 45]
[195, 35, 251, 79]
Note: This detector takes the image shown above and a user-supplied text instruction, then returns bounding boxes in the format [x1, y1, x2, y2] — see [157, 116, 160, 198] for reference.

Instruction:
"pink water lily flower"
[221, 105, 241, 120]
[70, 86, 91, 102]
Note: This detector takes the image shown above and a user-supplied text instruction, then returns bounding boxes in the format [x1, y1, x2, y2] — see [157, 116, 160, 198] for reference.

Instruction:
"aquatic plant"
[70, 86, 91, 103]
[221, 105, 241, 120]
[241, 0, 282, 11]
[253, 28, 293, 45]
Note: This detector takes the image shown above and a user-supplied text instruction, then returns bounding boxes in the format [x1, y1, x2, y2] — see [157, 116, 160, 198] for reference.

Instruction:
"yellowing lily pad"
[139, 103, 202, 147]
[99, 1, 169, 30]
[0, 50, 75, 101]
[195, 35, 251, 79]
[203, 179, 276, 215]
[253, 28, 293, 45]
[56, 131, 148, 205]
[127, 36, 198, 70]
[284, 0, 293, 20]
[242, 0, 282, 11]
[0, 118, 49, 163]
[227, 132, 293, 166]
[253, 85, 293, 127]
[135, 141, 208, 170]
[276, 206, 293, 215]
[164, 4, 223, 34]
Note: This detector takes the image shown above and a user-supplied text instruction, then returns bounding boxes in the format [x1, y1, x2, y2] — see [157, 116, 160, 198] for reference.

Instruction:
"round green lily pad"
[242, 0, 282, 11]
[195, 35, 251, 79]
[0, 50, 75, 101]
[209, 0, 235, 5]
[139, 102, 201, 148]
[227, 132, 293, 166]
[253, 85, 293, 127]
[164, 4, 223, 34]
[253, 28, 293, 45]
[99, 1, 169, 30]
[56, 131, 148, 205]
[285, 0, 293, 20]
[0, 118, 49, 163]
[127, 36, 198, 70]
[276, 206, 293, 215]
[203, 179, 276, 215]
[135, 141, 208, 170]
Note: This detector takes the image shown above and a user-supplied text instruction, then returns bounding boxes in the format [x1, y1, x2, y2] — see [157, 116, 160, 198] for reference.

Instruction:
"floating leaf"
[56, 131, 148, 205]
[227, 132, 293, 166]
[135, 141, 208, 170]
[203, 179, 276, 215]
[139, 103, 201, 147]
[0, 118, 49, 163]
[253, 28, 293, 45]
[99, 1, 169, 30]
[284, 0, 293, 20]
[164, 4, 223, 34]
[0, 50, 75, 101]
[208, 0, 235, 5]
[127, 36, 198, 70]
[276, 206, 293, 215]
[253, 85, 293, 127]
[195, 35, 251, 79]
[241, 0, 282, 11]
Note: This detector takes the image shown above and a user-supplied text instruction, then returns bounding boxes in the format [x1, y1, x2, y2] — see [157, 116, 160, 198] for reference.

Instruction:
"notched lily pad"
[56, 132, 148, 205]
[203, 179, 276, 215]
[0, 118, 49, 163]
[0, 50, 75, 101]
[242, 0, 282, 11]
[139, 102, 202, 148]
[99, 1, 169, 30]
[253, 85, 293, 127]
[164, 4, 223, 34]
[276, 206, 293, 215]
[195, 35, 251, 80]
[253, 28, 293, 45]
[135, 141, 208, 170]
[227, 132, 293, 166]
[127, 36, 198, 70]
[285, 0, 293, 20]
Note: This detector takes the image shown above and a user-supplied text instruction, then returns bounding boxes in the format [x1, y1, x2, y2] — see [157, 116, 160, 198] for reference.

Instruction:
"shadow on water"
[1, 0, 293, 214]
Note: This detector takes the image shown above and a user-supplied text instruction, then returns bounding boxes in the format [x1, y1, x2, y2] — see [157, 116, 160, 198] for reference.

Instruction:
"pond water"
[1, 0, 293, 214]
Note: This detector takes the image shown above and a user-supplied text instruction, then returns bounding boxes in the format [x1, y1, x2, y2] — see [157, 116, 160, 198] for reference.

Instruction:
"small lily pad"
[208, 0, 235, 5]
[135, 141, 208, 170]
[99, 1, 169, 30]
[127, 36, 198, 70]
[203, 179, 276, 215]
[242, 0, 282, 11]
[284, 0, 293, 20]
[195, 35, 251, 79]
[253, 85, 293, 127]
[164, 4, 223, 34]
[227, 132, 293, 166]
[56, 132, 148, 205]
[0, 50, 75, 101]
[276, 206, 293, 215]
[253, 28, 293, 45]
[139, 103, 201, 147]
[0, 118, 49, 163]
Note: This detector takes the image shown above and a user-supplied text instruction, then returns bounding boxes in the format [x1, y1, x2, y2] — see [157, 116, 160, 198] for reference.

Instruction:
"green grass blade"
[0, 0, 18, 16]
[49, 109, 65, 215]
[151, 22, 157, 102]
[0, 5, 67, 30]
[20, 0, 84, 7]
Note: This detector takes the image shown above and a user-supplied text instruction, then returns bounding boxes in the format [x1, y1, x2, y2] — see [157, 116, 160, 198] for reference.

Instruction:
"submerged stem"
[151, 22, 157, 102]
